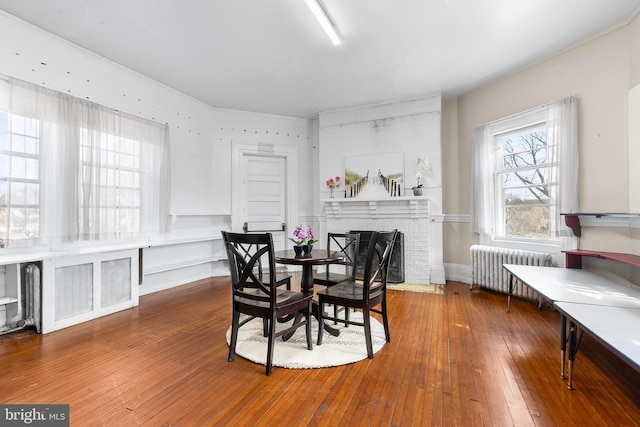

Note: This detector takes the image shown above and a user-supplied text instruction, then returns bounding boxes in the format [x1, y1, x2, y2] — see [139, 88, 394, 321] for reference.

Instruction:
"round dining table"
[274, 249, 344, 293]
[274, 248, 344, 337]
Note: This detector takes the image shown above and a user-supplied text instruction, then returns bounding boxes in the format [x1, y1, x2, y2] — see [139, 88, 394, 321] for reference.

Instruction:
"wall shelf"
[561, 213, 640, 269]
[561, 213, 640, 236]
[563, 250, 640, 269]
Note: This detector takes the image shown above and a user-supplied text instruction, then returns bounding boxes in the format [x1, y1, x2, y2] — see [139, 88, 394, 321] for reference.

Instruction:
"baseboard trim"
[445, 263, 471, 284]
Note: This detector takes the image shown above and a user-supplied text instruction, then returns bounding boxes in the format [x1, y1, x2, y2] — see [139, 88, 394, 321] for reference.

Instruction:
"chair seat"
[238, 288, 312, 310]
[317, 282, 384, 305]
[317, 281, 362, 298]
[312, 272, 353, 287]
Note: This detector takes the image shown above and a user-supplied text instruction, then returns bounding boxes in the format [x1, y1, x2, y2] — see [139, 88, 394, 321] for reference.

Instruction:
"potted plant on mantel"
[411, 156, 431, 196]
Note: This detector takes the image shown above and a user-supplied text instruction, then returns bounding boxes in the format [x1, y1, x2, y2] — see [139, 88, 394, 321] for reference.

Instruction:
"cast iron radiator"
[470, 244, 552, 300]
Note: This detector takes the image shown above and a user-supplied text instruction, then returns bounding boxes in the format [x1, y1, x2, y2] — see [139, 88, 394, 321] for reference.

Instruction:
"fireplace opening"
[350, 230, 404, 283]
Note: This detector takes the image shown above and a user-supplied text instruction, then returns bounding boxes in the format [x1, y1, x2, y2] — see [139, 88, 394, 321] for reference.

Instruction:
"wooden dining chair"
[222, 231, 313, 375]
[312, 232, 361, 287]
[312, 232, 361, 324]
[225, 233, 292, 290]
[316, 229, 398, 358]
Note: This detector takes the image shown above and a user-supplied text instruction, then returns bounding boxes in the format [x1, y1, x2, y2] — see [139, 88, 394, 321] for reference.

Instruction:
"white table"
[503, 264, 640, 389]
[554, 302, 640, 382]
[504, 265, 640, 310]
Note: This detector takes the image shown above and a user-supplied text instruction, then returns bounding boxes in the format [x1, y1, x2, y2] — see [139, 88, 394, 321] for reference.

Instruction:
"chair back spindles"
[313, 232, 361, 287]
[362, 231, 397, 300]
[226, 240, 273, 299]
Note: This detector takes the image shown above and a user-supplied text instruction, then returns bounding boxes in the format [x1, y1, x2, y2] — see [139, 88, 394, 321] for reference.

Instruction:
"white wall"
[442, 15, 640, 283]
[315, 97, 444, 284]
[629, 83, 640, 213]
[0, 11, 315, 293]
[317, 96, 442, 208]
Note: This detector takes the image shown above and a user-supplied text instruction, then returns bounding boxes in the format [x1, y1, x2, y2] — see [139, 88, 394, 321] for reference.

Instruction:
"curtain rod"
[475, 95, 577, 129]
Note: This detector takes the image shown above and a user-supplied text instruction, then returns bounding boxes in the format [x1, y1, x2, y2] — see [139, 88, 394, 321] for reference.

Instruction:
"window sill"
[481, 236, 564, 255]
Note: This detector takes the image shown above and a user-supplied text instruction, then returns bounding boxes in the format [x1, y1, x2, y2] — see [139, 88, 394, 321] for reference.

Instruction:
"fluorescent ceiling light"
[304, 0, 341, 45]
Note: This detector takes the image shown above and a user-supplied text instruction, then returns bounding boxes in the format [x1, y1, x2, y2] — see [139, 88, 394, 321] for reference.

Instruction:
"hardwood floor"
[1, 277, 639, 426]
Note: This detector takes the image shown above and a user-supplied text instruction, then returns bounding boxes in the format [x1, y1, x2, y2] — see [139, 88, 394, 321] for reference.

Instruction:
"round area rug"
[225, 310, 386, 369]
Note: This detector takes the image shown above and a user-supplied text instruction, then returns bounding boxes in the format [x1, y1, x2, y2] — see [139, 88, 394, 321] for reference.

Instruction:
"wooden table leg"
[282, 264, 340, 340]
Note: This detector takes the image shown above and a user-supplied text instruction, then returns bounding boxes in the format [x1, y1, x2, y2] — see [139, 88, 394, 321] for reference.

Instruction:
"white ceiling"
[1, 0, 639, 119]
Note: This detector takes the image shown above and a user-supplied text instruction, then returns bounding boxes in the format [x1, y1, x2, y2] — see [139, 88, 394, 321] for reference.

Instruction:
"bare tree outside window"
[498, 128, 551, 239]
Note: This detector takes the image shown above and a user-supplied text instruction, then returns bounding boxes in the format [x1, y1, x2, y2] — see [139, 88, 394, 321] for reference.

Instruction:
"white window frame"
[79, 130, 144, 241]
[479, 107, 563, 254]
[0, 112, 42, 248]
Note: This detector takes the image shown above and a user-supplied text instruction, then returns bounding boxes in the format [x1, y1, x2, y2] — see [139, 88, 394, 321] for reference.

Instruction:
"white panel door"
[242, 154, 287, 249]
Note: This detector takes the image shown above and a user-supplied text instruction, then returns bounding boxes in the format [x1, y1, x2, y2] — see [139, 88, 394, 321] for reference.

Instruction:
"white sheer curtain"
[1, 75, 170, 248]
[547, 96, 579, 237]
[74, 104, 171, 241]
[470, 125, 497, 235]
[471, 96, 579, 239]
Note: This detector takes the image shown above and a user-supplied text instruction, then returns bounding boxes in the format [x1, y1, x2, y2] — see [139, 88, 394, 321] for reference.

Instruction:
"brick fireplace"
[323, 197, 445, 285]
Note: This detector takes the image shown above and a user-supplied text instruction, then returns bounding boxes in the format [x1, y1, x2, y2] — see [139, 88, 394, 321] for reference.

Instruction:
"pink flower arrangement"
[326, 176, 341, 189]
[289, 225, 319, 246]
[306, 226, 318, 245]
[289, 225, 306, 246]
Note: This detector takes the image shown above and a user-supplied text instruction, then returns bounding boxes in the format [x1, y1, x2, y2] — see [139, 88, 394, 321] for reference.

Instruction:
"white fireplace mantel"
[323, 196, 429, 220]
[321, 196, 444, 285]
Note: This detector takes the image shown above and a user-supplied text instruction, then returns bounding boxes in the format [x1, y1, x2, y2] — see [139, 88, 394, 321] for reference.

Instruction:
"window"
[472, 97, 578, 250]
[0, 75, 170, 250]
[80, 131, 143, 239]
[0, 112, 41, 247]
[497, 123, 552, 239]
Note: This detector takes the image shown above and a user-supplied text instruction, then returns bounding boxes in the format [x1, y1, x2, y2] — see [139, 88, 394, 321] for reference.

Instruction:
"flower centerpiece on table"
[289, 225, 319, 256]
[326, 176, 341, 198]
[411, 156, 431, 196]
[289, 225, 307, 247]
[305, 226, 319, 248]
